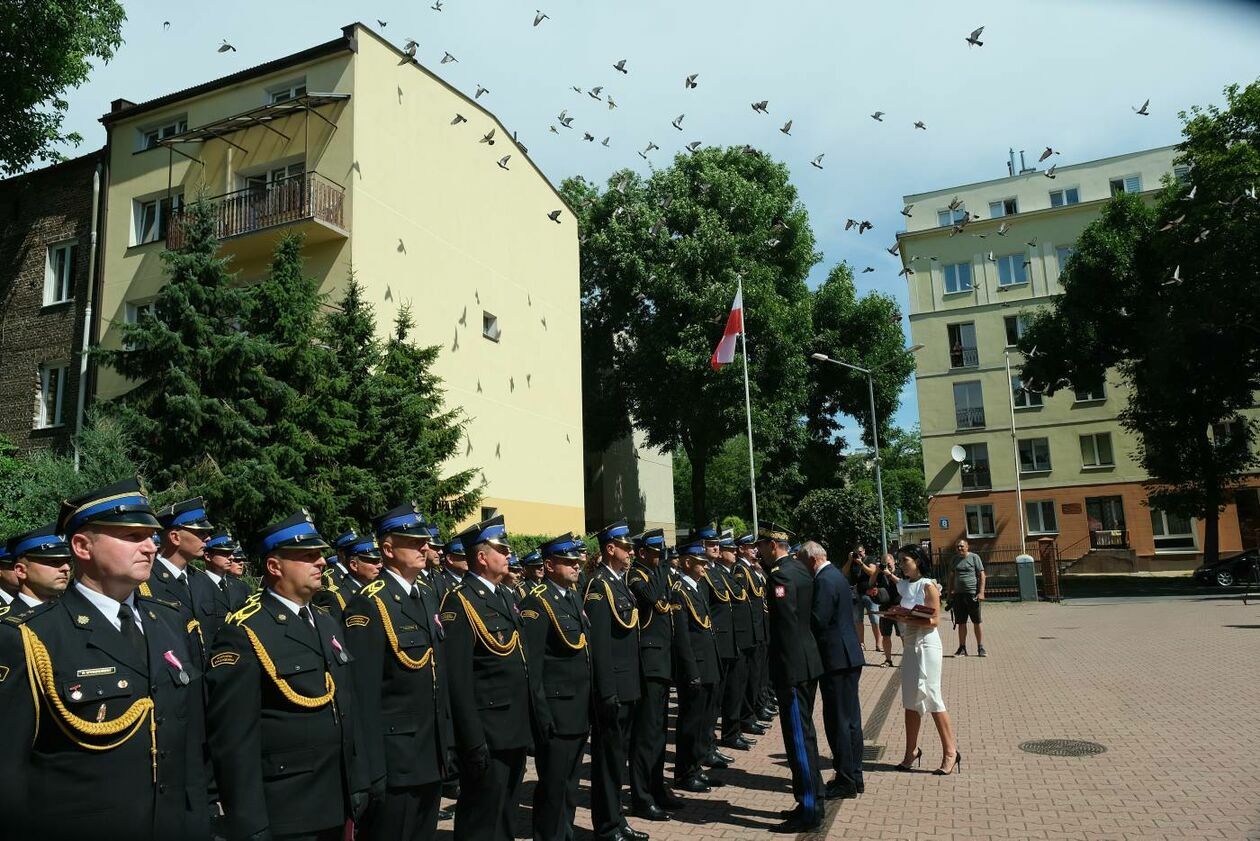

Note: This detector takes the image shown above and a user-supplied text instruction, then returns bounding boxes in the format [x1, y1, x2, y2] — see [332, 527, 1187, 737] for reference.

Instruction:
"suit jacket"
[714, 561, 756, 651]
[766, 555, 824, 687]
[737, 559, 769, 644]
[343, 573, 453, 790]
[810, 563, 866, 673]
[0, 585, 209, 841]
[192, 571, 250, 644]
[627, 562, 676, 682]
[674, 579, 720, 686]
[439, 577, 533, 753]
[702, 564, 736, 660]
[584, 564, 642, 704]
[519, 582, 591, 737]
[312, 568, 363, 622]
[206, 591, 366, 839]
[144, 558, 209, 664]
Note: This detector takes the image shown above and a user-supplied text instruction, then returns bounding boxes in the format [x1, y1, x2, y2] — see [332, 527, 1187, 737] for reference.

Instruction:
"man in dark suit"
[0, 478, 210, 841]
[313, 532, 382, 620]
[206, 510, 369, 840]
[714, 529, 758, 752]
[199, 530, 252, 639]
[519, 534, 592, 841]
[804, 540, 867, 800]
[672, 540, 721, 794]
[735, 533, 775, 727]
[439, 515, 534, 841]
[760, 524, 825, 833]
[584, 520, 649, 841]
[344, 502, 453, 841]
[146, 497, 218, 663]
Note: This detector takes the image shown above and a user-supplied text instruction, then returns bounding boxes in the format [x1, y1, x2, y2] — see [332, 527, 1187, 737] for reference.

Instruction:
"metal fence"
[936, 541, 1061, 601]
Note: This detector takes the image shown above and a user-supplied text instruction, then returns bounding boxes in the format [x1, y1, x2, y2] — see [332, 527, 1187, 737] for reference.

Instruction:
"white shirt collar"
[204, 569, 223, 587]
[18, 592, 43, 608]
[474, 573, 500, 593]
[681, 574, 699, 591]
[266, 588, 309, 620]
[445, 566, 465, 581]
[0, 589, 13, 605]
[549, 579, 573, 598]
[157, 554, 187, 580]
[75, 581, 142, 632]
[813, 559, 832, 578]
[384, 566, 416, 593]
[600, 563, 623, 581]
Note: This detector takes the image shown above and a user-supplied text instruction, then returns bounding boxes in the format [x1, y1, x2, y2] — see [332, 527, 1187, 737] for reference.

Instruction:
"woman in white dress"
[892, 546, 960, 775]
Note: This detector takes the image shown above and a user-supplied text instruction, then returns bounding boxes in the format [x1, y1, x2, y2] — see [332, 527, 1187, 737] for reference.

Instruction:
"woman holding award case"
[885, 546, 961, 776]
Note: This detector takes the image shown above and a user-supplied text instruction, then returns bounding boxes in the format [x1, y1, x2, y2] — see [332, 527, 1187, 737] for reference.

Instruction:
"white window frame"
[34, 361, 70, 429]
[267, 79, 308, 104]
[953, 381, 985, 429]
[942, 261, 972, 294]
[44, 240, 76, 305]
[1025, 500, 1058, 534]
[1109, 174, 1142, 196]
[133, 193, 184, 246]
[936, 207, 967, 227]
[964, 504, 996, 538]
[126, 298, 156, 324]
[1049, 187, 1080, 207]
[482, 311, 501, 342]
[1011, 375, 1042, 409]
[1080, 432, 1115, 468]
[960, 443, 991, 491]
[139, 116, 188, 151]
[1018, 437, 1052, 473]
[1149, 507, 1197, 552]
[1073, 381, 1106, 403]
[988, 197, 1017, 218]
[1004, 314, 1029, 347]
[996, 253, 1029, 287]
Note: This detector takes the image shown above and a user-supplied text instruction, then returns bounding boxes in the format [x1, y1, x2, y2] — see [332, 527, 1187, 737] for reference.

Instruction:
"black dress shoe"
[742, 723, 769, 735]
[659, 792, 686, 810]
[713, 749, 734, 763]
[701, 753, 730, 769]
[695, 772, 725, 787]
[778, 805, 803, 819]
[438, 807, 454, 821]
[675, 777, 711, 793]
[756, 710, 774, 722]
[619, 827, 650, 841]
[718, 736, 755, 750]
[631, 804, 670, 821]
[774, 815, 823, 834]
[824, 779, 858, 800]
[855, 779, 865, 794]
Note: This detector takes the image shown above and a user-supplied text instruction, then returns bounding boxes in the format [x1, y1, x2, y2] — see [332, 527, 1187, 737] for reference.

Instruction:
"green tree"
[838, 426, 928, 525]
[1019, 82, 1260, 563]
[792, 486, 881, 555]
[0, 0, 125, 174]
[564, 146, 818, 526]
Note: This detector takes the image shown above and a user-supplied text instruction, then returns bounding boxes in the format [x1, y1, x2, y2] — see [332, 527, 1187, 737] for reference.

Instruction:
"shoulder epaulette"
[530, 583, 547, 597]
[138, 582, 153, 597]
[770, 566, 781, 574]
[360, 579, 386, 600]
[313, 604, 331, 614]
[137, 593, 182, 612]
[2, 607, 35, 626]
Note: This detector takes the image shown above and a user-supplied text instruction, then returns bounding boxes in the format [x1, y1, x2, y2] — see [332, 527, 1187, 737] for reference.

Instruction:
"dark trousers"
[591, 700, 635, 840]
[674, 681, 714, 782]
[740, 644, 766, 727]
[454, 747, 527, 841]
[275, 830, 343, 841]
[361, 781, 441, 841]
[709, 657, 735, 750]
[630, 677, 670, 809]
[760, 645, 775, 707]
[720, 652, 750, 741]
[819, 667, 865, 786]
[775, 681, 824, 822]
[533, 733, 587, 841]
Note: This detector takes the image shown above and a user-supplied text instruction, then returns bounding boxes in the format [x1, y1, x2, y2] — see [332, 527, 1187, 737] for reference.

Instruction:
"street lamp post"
[811, 345, 923, 560]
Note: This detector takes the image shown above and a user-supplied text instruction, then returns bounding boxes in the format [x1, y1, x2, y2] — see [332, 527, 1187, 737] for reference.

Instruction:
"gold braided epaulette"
[360, 580, 387, 600]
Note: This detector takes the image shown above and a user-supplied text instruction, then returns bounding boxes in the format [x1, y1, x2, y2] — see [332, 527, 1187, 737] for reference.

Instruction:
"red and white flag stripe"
[710, 288, 743, 371]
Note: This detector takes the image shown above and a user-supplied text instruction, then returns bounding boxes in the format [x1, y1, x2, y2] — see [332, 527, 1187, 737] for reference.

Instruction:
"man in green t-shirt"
[947, 539, 987, 657]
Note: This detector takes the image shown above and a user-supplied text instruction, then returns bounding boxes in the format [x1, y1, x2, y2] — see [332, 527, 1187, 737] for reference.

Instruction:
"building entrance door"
[1085, 495, 1128, 548]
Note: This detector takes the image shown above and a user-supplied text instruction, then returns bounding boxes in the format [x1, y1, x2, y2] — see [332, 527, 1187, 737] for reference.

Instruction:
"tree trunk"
[1203, 497, 1220, 566]
[690, 454, 708, 529]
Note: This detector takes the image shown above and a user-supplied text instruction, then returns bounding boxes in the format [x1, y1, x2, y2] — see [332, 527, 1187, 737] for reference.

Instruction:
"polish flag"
[710, 288, 743, 371]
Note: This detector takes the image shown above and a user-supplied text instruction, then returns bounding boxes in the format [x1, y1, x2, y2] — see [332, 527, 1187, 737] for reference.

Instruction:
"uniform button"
[156, 717, 165, 726]
[279, 764, 286, 771]
[158, 784, 168, 794]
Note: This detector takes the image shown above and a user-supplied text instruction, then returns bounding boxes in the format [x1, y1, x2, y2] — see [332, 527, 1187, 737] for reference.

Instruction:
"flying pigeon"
[218, 40, 236, 52]
[601, 137, 610, 147]
[497, 155, 511, 170]
[887, 243, 900, 256]
[845, 219, 857, 231]
[583, 132, 595, 142]
[914, 120, 927, 130]
[1133, 98, 1150, 116]
[780, 120, 793, 135]
[811, 154, 824, 169]
[377, 19, 387, 27]
[1164, 265, 1181, 285]
[871, 111, 885, 121]
[1159, 214, 1185, 231]
[451, 113, 467, 125]
[403, 40, 419, 59]
[480, 129, 496, 144]
[861, 267, 875, 273]
[549, 125, 559, 134]
[997, 222, 1010, 236]
[672, 114, 685, 131]
[947, 197, 962, 211]
[965, 26, 985, 47]
[638, 141, 659, 159]
[558, 110, 574, 127]
[476, 85, 489, 99]
[898, 266, 915, 277]
[685, 74, 699, 89]
[163, 20, 171, 30]
[613, 59, 628, 74]
[858, 221, 873, 234]
[685, 141, 702, 153]
[571, 86, 582, 94]
[1044, 163, 1057, 179]
[901, 204, 913, 218]
[441, 51, 458, 64]
[752, 100, 769, 114]
[588, 86, 603, 101]
[534, 10, 549, 26]
[432, 0, 444, 10]
[547, 209, 562, 223]
[1039, 146, 1059, 162]
[607, 97, 617, 110]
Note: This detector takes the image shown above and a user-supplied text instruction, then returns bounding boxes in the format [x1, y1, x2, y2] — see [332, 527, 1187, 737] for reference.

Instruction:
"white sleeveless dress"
[897, 577, 946, 714]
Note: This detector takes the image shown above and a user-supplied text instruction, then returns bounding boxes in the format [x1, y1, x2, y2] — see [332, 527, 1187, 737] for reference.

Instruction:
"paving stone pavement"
[436, 593, 1260, 840]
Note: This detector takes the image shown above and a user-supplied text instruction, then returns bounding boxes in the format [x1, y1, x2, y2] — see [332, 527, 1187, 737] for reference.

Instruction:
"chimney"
[1019, 150, 1035, 174]
[1007, 147, 1015, 177]
[110, 98, 136, 114]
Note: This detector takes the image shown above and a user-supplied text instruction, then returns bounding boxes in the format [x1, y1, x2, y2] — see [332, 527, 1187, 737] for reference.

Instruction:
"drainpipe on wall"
[73, 160, 103, 470]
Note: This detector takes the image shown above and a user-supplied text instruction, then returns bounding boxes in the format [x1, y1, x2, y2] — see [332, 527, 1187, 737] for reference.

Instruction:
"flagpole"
[737, 275, 759, 537]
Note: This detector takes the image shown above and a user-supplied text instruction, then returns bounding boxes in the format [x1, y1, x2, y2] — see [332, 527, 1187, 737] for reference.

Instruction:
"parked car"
[1191, 549, 1260, 587]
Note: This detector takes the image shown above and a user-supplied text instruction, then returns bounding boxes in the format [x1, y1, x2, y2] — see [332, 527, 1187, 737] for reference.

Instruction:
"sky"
[52, 0, 1260, 451]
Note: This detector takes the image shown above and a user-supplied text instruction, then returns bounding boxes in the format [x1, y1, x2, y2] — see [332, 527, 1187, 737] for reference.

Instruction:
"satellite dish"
[950, 445, 967, 463]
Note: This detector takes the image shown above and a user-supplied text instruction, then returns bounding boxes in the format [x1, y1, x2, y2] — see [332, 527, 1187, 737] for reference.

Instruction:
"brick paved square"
[436, 593, 1260, 840]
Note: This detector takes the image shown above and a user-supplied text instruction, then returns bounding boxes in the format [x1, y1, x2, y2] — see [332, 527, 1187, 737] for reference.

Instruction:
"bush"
[792, 486, 882, 554]
[721, 515, 747, 536]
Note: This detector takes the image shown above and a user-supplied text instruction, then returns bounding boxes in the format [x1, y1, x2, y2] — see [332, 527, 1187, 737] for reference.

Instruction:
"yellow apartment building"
[94, 23, 587, 535]
[900, 146, 1260, 571]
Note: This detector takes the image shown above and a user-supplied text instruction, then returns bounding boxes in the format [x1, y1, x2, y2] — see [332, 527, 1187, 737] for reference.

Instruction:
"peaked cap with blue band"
[691, 522, 720, 541]
[373, 501, 429, 539]
[0, 544, 11, 566]
[539, 533, 582, 560]
[58, 478, 160, 536]
[455, 514, 510, 551]
[348, 535, 382, 559]
[597, 519, 632, 546]
[634, 528, 667, 551]
[332, 531, 360, 551]
[156, 497, 213, 532]
[678, 539, 707, 558]
[447, 536, 465, 556]
[427, 525, 446, 548]
[719, 528, 736, 548]
[255, 510, 329, 555]
[7, 523, 71, 560]
[737, 533, 756, 546]
[204, 530, 239, 553]
[522, 549, 543, 566]
[507, 553, 522, 569]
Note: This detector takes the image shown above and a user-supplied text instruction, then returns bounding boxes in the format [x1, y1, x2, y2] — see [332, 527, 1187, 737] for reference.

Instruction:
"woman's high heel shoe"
[933, 750, 962, 776]
[895, 747, 922, 771]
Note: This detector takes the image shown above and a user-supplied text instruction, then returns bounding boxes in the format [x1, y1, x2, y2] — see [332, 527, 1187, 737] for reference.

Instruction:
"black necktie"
[410, 583, 422, 601]
[298, 605, 315, 628]
[218, 577, 228, 594]
[118, 603, 147, 663]
[498, 586, 514, 616]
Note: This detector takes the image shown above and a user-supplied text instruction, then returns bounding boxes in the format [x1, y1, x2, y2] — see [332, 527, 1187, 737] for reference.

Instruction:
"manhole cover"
[1019, 739, 1106, 757]
[862, 745, 885, 762]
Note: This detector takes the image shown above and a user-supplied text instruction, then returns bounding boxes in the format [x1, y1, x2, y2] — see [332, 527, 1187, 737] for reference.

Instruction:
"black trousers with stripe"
[775, 680, 824, 821]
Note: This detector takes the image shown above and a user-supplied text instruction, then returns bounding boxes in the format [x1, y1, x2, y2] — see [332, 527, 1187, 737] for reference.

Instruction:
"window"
[942, 261, 972, 294]
[965, 504, 996, 538]
[988, 197, 1018, 218]
[126, 299, 155, 324]
[1019, 437, 1052, 472]
[140, 117, 188, 150]
[482, 311, 501, 342]
[953, 381, 985, 429]
[1109, 175, 1142, 196]
[1080, 432, 1114, 467]
[937, 207, 967, 227]
[480, 506, 499, 521]
[996, 253, 1029, 287]
[1212, 421, 1237, 446]
[960, 443, 990, 491]
[1173, 165, 1191, 185]
[1055, 245, 1075, 275]
[1073, 380, 1106, 402]
[1049, 187, 1080, 207]
[244, 161, 304, 190]
[268, 79, 308, 104]
[35, 362, 69, 429]
[1011, 375, 1042, 409]
[133, 194, 183, 245]
[1004, 314, 1028, 346]
[947, 322, 978, 368]
[45, 241, 76, 304]
[1026, 500, 1058, 534]
[1150, 508, 1196, 551]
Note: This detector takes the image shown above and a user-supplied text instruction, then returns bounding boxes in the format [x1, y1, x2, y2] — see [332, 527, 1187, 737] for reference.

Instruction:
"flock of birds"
[161, 11, 1182, 278]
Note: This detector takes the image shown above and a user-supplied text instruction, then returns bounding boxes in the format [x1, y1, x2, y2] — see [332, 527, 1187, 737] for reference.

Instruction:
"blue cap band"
[260, 522, 322, 554]
[12, 533, 68, 557]
[65, 493, 152, 535]
[378, 513, 423, 534]
[170, 507, 209, 528]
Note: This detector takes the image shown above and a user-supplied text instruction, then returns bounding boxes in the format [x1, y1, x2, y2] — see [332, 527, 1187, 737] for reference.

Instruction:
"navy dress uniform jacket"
[143, 560, 209, 663]
[675, 580, 720, 686]
[737, 560, 769, 645]
[714, 561, 756, 650]
[627, 563, 676, 681]
[518, 582, 592, 737]
[702, 565, 737, 660]
[584, 565, 642, 704]
[810, 563, 866, 673]
[0, 585, 210, 841]
[766, 556, 824, 687]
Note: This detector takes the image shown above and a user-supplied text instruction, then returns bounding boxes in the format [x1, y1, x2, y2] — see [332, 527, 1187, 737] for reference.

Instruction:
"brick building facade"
[0, 151, 104, 453]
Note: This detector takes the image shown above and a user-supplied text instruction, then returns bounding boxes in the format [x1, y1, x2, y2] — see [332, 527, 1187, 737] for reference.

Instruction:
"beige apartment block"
[900, 146, 1259, 571]
[95, 23, 585, 535]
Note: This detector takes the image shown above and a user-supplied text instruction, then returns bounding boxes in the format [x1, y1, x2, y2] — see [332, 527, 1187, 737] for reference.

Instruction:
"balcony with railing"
[960, 465, 992, 491]
[1090, 528, 1130, 550]
[950, 345, 979, 368]
[166, 172, 348, 258]
[956, 406, 986, 429]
